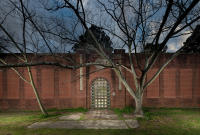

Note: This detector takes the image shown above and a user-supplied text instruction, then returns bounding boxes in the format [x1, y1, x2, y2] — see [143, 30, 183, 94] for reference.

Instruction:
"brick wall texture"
[0, 53, 200, 110]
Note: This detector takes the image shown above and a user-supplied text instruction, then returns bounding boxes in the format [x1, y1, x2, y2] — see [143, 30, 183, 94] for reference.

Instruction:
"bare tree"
[42, 0, 200, 117]
[0, 0, 49, 115]
[0, 0, 199, 117]
[0, 0, 112, 115]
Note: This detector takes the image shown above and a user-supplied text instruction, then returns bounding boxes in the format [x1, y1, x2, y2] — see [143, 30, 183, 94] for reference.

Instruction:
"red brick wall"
[0, 70, 3, 99]
[146, 69, 160, 98]
[180, 69, 193, 98]
[7, 69, 20, 99]
[24, 68, 37, 99]
[163, 68, 176, 98]
[0, 54, 200, 110]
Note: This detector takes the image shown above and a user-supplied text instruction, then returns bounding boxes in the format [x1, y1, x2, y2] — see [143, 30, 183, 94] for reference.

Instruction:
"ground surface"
[0, 107, 200, 135]
[28, 110, 139, 129]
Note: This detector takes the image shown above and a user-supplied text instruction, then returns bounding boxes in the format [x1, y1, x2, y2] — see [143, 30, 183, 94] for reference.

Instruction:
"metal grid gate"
[91, 78, 110, 109]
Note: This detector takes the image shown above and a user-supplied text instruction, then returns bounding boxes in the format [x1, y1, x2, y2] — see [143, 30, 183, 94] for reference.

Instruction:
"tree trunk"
[27, 67, 48, 116]
[134, 96, 144, 117]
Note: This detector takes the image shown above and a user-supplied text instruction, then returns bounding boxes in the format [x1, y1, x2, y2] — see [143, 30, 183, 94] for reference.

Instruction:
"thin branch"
[0, 58, 30, 84]
[143, 45, 186, 90]
[0, 61, 113, 69]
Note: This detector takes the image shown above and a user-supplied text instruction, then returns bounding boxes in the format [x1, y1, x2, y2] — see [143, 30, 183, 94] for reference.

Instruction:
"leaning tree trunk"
[134, 93, 144, 117]
[27, 67, 48, 116]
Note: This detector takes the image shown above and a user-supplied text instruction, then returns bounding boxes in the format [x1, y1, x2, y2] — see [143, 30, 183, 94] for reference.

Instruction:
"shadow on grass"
[1, 127, 200, 135]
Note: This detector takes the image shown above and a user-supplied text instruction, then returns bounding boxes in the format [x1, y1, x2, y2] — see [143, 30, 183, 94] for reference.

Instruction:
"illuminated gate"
[91, 78, 110, 109]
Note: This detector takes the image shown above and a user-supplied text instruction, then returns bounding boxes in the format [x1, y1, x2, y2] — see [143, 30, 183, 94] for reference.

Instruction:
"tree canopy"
[181, 25, 200, 53]
[72, 25, 113, 54]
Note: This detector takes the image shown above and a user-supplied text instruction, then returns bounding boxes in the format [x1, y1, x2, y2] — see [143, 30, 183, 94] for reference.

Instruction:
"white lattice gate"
[91, 78, 110, 109]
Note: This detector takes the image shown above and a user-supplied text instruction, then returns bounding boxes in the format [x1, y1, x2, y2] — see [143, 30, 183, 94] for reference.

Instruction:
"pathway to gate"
[28, 110, 139, 129]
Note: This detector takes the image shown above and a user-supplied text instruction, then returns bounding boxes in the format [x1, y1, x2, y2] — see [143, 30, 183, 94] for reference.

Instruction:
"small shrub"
[113, 108, 123, 116]
[113, 106, 134, 117]
[121, 106, 134, 114]
[39, 113, 61, 119]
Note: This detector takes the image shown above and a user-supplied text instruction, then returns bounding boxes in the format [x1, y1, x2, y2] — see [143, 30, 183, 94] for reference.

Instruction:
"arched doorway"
[91, 78, 110, 109]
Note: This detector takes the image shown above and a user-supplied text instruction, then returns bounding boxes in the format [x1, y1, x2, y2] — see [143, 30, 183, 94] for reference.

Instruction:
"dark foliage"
[181, 25, 200, 53]
[73, 25, 113, 54]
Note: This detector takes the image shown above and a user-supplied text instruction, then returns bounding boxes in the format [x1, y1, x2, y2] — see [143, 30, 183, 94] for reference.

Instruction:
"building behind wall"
[0, 51, 200, 110]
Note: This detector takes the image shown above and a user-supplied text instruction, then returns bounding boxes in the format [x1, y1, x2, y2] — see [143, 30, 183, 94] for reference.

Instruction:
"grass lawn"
[0, 107, 200, 135]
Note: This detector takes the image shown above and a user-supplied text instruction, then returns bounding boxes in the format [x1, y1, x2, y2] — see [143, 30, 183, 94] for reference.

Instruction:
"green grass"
[0, 107, 200, 135]
[113, 106, 134, 117]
